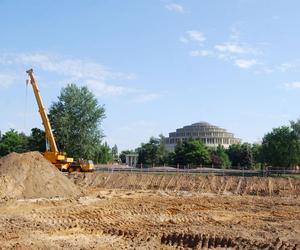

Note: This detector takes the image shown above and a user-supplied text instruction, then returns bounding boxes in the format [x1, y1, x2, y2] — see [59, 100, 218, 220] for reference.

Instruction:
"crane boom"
[26, 69, 58, 153]
[26, 68, 94, 173]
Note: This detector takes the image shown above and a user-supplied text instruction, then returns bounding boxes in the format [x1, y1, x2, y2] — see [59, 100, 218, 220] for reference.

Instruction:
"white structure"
[164, 122, 241, 151]
[125, 154, 138, 167]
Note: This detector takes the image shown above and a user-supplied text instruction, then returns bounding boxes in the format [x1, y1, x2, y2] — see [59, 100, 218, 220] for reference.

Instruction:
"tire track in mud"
[1, 188, 299, 249]
[26, 201, 161, 249]
[25, 198, 299, 249]
[28, 199, 154, 237]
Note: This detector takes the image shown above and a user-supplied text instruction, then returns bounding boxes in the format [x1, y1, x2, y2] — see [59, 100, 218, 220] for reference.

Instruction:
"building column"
[133, 156, 137, 167]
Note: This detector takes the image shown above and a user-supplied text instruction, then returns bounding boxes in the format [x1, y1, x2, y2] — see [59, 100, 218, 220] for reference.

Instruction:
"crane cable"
[24, 79, 29, 133]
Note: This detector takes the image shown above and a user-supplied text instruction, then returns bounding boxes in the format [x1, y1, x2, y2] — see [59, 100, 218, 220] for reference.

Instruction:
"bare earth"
[0, 171, 299, 249]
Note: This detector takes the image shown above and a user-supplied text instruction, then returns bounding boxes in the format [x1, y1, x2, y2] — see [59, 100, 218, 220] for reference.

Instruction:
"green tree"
[251, 143, 263, 169]
[166, 151, 176, 166]
[27, 128, 46, 152]
[157, 134, 169, 164]
[210, 145, 231, 168]
[173, 140, 185, 165]
[49, 84, 105, 160]
[136, 137, 160, 165]
[227, 143, 253, 169]
[227, 144, 241, 168]
[0, 129, 28, 156]
[111, 144, 119, 161]
[290, 119, 300, 161]
[96, 142, 112, 164]
[290, 119, 300, 139]
[261, 126, 299, 167]
[172, 139, 210, 167]
[240, 143, 253, 168]
[183, 139, 210, 166]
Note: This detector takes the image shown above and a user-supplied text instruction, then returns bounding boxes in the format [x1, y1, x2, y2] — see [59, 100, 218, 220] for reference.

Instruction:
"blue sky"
[1, 0, 300, 151]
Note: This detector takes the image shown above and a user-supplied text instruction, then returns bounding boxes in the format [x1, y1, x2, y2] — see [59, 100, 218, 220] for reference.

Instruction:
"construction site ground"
[0, 171, 299, 249]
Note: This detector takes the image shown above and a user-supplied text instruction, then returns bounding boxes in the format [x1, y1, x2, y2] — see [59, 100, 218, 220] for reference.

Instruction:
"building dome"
[164, 121, 240, 151]
[192, 122, 211, 126]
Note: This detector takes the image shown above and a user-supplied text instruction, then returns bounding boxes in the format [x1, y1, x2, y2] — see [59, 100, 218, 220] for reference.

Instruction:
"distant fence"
[95, 164, 300, 177]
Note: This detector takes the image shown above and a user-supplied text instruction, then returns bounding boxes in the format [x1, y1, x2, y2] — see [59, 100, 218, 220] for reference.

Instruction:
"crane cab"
[43, 151, 73, 171]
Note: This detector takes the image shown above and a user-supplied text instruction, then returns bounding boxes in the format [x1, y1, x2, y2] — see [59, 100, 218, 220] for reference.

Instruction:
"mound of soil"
[0, 152, 82, 199]
[69, 172, 300, 197]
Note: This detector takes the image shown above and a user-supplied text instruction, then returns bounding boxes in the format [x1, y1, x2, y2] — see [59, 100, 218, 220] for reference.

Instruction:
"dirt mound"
[69, 172, 300, 197]
[0, 152, 82, 199]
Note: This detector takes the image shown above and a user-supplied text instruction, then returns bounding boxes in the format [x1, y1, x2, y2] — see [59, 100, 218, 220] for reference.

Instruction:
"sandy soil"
[69, 172, 300, 197]
[0, 152, 81, 199]
[0, 178, 299, 249]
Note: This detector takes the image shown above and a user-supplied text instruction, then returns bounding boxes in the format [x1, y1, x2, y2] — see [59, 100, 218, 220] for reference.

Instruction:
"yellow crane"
[26, 68, 94, 172]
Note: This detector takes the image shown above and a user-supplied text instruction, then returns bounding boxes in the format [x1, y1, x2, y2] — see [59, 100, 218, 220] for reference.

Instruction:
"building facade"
[164, 122, 241, 151]
[125, 153, 138, 167]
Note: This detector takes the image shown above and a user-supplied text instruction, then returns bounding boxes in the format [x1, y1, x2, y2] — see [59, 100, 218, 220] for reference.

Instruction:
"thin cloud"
[214, 43, 257, 55]
[277, 61, 300, 73]
[189, 50, 213, 57]
[235, 59, 257, 69]
[13, 53, 112, 81]
[278, 63, 294, 72]
[132, 93, 161, 103]
[285, 81, 300, 89]
[181, 27, 266, 71]
[179, 36, 189, 44]
[213, 29, 260, 69]
[85, 79, 130, 97]
[14, 53, 128, 97]
[187, 30, 206, 43]
[212, 29, 300, 74]
[165, 3, 184, 13]
[0, 73, 19, 88]
[180, 30, 206, 46]
[0, 52, 161, 102]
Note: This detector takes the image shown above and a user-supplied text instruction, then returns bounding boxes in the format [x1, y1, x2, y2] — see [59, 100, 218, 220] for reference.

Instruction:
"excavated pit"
[69, 172, 300, 197]
[0, 153, 299, 249]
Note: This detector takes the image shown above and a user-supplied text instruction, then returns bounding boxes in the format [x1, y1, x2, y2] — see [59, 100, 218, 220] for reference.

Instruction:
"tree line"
[120, 119, 300, 169]
[0, 128, 118, 164]
[1, 83, 300, 168]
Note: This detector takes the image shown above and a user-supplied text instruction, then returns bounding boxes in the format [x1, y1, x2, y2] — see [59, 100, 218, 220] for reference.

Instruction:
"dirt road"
[0, 173, 299, 249]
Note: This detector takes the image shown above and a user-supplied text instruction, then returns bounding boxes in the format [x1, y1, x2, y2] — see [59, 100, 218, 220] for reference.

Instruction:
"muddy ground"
[0, 173, 299, 249]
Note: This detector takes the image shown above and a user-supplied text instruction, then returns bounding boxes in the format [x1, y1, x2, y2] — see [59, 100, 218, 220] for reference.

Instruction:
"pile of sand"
[70, 172, 300, 197]
[0, 152, 82, 199]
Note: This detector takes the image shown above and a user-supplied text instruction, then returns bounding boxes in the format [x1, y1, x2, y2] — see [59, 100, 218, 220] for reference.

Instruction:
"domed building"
[164, 122, 241, 151]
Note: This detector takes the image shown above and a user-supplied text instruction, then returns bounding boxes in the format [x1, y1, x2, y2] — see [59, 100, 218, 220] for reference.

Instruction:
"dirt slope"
[0, 152, 82, 199]
[70, 172, 300, 197]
